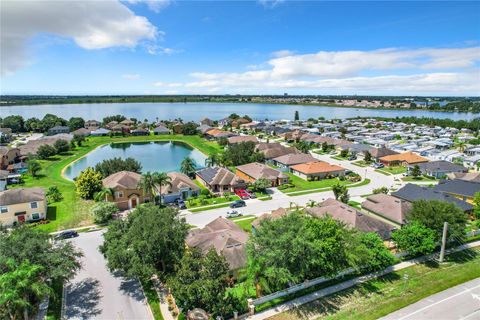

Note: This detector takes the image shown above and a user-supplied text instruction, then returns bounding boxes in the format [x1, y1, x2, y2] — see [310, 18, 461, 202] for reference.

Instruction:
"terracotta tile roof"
[272, 153, 317, 166]
[103, 171, 142, 189]
[379, 151, 428, 164]
[227, 136, 258, 144]
[290, 161, 346, 174]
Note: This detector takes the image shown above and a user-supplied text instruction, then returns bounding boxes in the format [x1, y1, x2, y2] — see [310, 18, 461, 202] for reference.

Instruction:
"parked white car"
[226, 210, 243, 218]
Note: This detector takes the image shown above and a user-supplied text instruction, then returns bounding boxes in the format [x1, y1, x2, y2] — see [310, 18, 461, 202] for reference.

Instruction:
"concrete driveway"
[64, 231, 152, 320]
[183, 152, 398, 228]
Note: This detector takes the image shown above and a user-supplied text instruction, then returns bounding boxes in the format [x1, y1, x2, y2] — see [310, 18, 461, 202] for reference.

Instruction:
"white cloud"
[1, 0, 158, 75]
[122, 74, 140, 80]
[258, 0, 285, 8]
[152, 47, 480, 95]
[145, 44, 180, 55]
[271, 50, 295, 58]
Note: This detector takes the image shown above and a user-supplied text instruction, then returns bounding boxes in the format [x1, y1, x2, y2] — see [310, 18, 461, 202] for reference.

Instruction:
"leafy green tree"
[169, 248, 230, 315]
[27, 160, 41, 178]
[332, 184, 349, 203]
[364, 151, 372, 163]
[94, 187, 114, 202]
[102, 115, 126, 125]
[46, 186, 63, 203]
[0, 260, 52, 320]
[205, 153, 220, 167]
[75, 167, 103, 199]
[411, 164, 421, 178]
[223, 141, 264, 166]
[100, 204, 189, 278]
[351, 232, 395, 272]
[40, 114, 67, 132]
[68, 117, 85, 131]
[217, 137, 228, 146]
[180, 157, 197, 178]
[247, 213, 353, 295]
[24, 117, 42, 132]
[407, 200, 468, 242]
[181, 122, 199, 135]
[36, 144, 57, 159]
[54, 139, 70, 154]
[340, 149, 349, 158]
[321, 142, 329, 153]
[392, 221, 436, 255]
[0, 115, 25, 132]
[294, 140, 310, 153]
[252, 178, 271, 192]
[372, 186, 389, 194]
[91, 202, 118, 224]
[155, 172, 172, 205]
[473, 192, 480, 219]
[73, 134, 86, 147]
[94, 157, 142, 177]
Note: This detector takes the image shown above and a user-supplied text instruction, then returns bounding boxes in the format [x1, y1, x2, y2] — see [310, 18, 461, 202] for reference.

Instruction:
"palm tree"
[306, 199, 317, 208]
[218, 153, 232, 167]
[27, 160, 41, 178]
[153, 172, 172, 206]
[456, 141, 466, 153]
[180, 157, 196, 178]
[94, 187, 114, 202]
[138, 171, 157, 203]
[205, 153, 219, 167]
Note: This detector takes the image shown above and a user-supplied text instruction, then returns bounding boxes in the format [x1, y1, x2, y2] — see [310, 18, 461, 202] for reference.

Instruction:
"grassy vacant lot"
[15, 134, 221, 232]
[280, 173, 354, 193]
[375, 166, 406, 175]
[269, 247, 480, 320]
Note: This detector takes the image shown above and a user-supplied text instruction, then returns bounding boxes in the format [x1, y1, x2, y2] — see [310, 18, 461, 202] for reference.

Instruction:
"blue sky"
[1, 0, 479, 96]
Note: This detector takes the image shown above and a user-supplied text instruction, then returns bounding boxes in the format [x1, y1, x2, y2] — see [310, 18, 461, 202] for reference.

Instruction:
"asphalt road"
[183, 152, 399, 228]
[380, 277, 480, 320]
[64, 231, 152, 320]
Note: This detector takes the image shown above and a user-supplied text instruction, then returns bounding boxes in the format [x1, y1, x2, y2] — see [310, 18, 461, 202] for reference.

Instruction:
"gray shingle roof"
[0, 188, 45, 206]
[434, 179, 480, 198]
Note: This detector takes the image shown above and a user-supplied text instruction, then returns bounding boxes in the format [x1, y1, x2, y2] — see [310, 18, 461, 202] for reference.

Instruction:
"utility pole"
[439, 222, 448, 263]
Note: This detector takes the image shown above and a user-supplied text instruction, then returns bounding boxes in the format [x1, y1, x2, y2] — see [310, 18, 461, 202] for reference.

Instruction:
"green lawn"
[352, 160, 370, 167]
[269, 247, 480, 320]
[280, 173, 354, 193]
[376, 166, 407, 175]
[186, 194, 240, 209]
[140, 278, 164, 320]
[46, 279, 63, 320]
[233, 217, 257, 233]
[14, 134, 220, 232]
[402, 175, 437, 182]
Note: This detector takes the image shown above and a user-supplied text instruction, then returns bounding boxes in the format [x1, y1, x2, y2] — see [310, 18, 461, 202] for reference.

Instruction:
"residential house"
[48, 126, 70, 135]
[306, 198, 395, 239]
[0, 188, 47, 226]
[160, 172, 200, 204]
[251, 208, 288, 233]
[186, 217, 249, 271]
[72, 127, 91, 136]
[200, 118, 214, 126]
[153, 125, 170, 135]
[236, 162, 289, 187]
[120, 119, 136, 127]
[256, 143, 300, 161]
[172, 122, 183, 134]
[391, 183, 473, 212]
[379, 151, 428, 167]
[272, 153, 317, 170]
[463, 155, 480, 169]
[205, 128, 237, 140]
[434, 179, 480, 204]
[105, 121, 118, 129]
[84, 120, 101, 130]
[111, 123, 131, 134]
[90, 128, 111, 136]
[102, 171, 148, 210]
[198, 124, 213, 135]
[0, 128, 13, 143]
[231, 117, 251, 128]
[290, 161, 346, 180]
[0, 170, 8, 191]
[447, 172, 480, 183]
[131, 128, 150, 136]
[0, 147, 20, 170]
[409, 160, 467, 179]
[227, 135, 258, 145]
[196, 166, 246, 194]
[361, 194, 412, 226]
[368, 147, 399, 161]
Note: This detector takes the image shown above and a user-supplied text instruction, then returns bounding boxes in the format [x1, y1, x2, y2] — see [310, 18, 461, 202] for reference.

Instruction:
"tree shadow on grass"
[65, 277, 102, 318]
[47, 206, 57, 221]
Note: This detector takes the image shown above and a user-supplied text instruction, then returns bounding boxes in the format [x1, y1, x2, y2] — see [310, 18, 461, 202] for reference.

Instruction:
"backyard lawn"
[402, 175, 438, 182]
[268, 247, 480, 320]
[375, 166, 406, 175]
[14, 134, 221, 232]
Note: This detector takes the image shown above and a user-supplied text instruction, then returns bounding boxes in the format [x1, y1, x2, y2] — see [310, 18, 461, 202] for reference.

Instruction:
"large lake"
[1, 102, 477, 121]
[64, 141, 207, 180]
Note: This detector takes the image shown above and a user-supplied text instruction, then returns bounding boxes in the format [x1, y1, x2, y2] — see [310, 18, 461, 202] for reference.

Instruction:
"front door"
[17, 215, 26, 223]
[131, 198, 137, 208]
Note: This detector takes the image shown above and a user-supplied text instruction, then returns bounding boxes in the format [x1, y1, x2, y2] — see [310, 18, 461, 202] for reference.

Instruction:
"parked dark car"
[55, 230, 78, 240]
[175, 199, 187, 209]
[230, 200, 246, 208]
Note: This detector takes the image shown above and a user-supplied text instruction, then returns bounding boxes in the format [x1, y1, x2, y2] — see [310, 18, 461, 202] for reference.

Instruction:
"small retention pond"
[64, 141, 207, 180]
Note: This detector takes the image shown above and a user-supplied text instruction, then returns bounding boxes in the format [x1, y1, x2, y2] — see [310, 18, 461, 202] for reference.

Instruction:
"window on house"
[0, 206, 7, 214]
[223, 185, 229, 190]
[32, 213, 40, 220]
[30, 202, 38, 209]
[115, 191, 124, 199]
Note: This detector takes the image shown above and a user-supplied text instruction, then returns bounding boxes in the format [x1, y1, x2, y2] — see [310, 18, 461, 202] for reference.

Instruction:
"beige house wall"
[0, 199, 47, 226]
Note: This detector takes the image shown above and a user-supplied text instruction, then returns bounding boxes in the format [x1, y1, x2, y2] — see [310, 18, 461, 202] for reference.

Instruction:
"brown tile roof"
[361, 194, 412, 225]
[227, 136, 258, 144]
[196, 167, 244, 186]
[369, 147, 399, 159]
[272, 153, 317, 166]
[0, 187, 45, 206]
[447, 172, 480, 183]
[290, 161, 346, 175]
[379, 151, 428, 164]
[262, 146, 300, 159]
[161, 172, 200, 194]
[236, 162, 288, 180]
[255, 142, 283, 151]
[103, 171, 142, 189]
[251, 208, 288, 229]
[186, 217, 248, 270]
[306, 198, 395, 239]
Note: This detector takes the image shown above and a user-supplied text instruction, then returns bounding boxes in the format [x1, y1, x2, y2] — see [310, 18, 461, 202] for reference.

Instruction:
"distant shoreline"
[1, 100, 477, 114]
